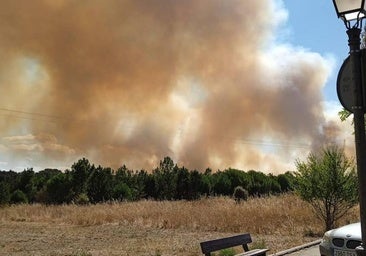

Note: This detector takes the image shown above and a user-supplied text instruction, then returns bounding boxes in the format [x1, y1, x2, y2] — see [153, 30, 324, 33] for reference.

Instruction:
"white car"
[319, 222, 361, 256]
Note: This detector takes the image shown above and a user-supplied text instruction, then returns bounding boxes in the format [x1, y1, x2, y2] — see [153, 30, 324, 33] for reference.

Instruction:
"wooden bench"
[200, 233, 268, 256]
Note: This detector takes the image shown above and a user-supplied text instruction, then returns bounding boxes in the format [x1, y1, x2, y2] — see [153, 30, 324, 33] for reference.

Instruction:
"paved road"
[270, 240, 321, 256]
[286, 245, 319, 255]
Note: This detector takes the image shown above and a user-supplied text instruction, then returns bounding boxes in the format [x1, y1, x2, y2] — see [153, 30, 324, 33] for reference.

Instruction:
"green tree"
[45, 172, 73, 204]
[224, 168, 249, 189]
[0, 181, 10, 205]
[70, 158, 94, 197]
[188, 170, 202, 200]
[153, 157, 177, 200]
[213, 171, 232, 196]
[87, 166, 113, 203]
[246, 170, 273, 196]
[112, 182, 132, 201]
[295, 146, 358, 231]
[115, 166, 147, 200]
[18, 168, 36, 202]
[132, 170, 148, 200]
[200, 168, 214, 196]
[276, 172, 295, 192]
[175, 167, 190, 200]
[33, 169, 61, 191]
[338, 108, 351, 122]
[0, 170, 19, 192]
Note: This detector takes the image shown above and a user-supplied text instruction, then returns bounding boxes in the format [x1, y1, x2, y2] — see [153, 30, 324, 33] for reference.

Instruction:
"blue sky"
[283, 0, 350, 103]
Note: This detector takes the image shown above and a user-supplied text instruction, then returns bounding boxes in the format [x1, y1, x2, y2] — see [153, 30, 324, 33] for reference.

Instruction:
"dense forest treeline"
[0, 157, 295, 205]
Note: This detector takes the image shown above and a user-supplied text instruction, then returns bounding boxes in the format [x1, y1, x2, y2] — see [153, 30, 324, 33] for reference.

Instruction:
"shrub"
[233, 186, 248, 203]
[113, 182, 133, 201]
[10, 190, 28, 204]
[73, 193, 90, 205]
[218, 248, 235, 256]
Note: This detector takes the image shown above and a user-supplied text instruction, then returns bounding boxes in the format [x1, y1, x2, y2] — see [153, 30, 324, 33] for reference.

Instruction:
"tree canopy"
[295, 146, 358, 231]
[0, 156, 294, 205]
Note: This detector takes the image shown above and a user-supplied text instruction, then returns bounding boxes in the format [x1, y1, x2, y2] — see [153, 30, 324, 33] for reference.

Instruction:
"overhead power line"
[0, 107, 313, 150]
[0, 107, 65, 120]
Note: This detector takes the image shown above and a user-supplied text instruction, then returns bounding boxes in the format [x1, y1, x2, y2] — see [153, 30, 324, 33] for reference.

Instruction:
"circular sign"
[337, 56, 354, 113]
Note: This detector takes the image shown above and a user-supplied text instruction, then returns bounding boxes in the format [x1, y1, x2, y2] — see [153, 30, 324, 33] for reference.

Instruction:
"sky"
[284, 0, 349, 102]
[0, 0, 357, 173]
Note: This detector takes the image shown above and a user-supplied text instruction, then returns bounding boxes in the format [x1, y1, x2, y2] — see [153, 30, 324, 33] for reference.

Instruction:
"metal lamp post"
[332, 0, 366, 255]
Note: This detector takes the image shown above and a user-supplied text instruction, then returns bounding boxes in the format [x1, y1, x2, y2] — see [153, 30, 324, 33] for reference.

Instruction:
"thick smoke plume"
[0, 0, 346, 172]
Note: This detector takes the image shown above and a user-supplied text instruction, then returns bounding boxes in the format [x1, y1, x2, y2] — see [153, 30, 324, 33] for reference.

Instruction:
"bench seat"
[200, 233, 268, 256]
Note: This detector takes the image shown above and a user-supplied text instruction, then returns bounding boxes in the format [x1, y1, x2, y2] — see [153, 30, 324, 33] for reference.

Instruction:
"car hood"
[330, 222, 361, 240]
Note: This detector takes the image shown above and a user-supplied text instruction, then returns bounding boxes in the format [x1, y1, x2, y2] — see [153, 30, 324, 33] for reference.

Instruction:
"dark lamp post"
[332, 1, 366, 256]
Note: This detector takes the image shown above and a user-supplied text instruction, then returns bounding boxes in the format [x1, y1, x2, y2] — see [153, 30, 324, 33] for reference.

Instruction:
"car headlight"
[322, 230, 333, 245]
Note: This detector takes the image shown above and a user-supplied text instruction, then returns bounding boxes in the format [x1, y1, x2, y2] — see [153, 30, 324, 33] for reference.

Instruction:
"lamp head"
[333, 0, 366, 23]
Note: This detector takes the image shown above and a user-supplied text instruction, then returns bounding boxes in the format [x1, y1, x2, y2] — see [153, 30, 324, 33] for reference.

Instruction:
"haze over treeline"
[0, 0, 350, 173]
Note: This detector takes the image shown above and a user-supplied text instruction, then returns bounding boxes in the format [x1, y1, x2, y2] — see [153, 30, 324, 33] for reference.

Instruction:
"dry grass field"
[0, 194, 359, 256]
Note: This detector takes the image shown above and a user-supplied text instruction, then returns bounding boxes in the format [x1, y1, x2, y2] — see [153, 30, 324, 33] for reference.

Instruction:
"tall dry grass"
[0, 193, 359, 236]
[0, 193, 361, 254]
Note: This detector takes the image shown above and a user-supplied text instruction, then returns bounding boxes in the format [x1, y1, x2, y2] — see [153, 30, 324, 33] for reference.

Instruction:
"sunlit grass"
[0, 193, 359, 254]
[0, 194, 358, 231]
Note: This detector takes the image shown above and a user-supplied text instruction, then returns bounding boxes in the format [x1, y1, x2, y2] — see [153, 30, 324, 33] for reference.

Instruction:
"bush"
[113, 182, 133, 201]
[218, 248, 235, 256]
[10, 190, 28, 204]
[233, 186, 248, 203]
[73, 193, 90, 205]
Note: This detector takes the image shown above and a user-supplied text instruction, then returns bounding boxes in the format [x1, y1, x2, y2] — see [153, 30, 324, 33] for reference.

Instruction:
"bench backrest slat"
[200, 233, 252, 254]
